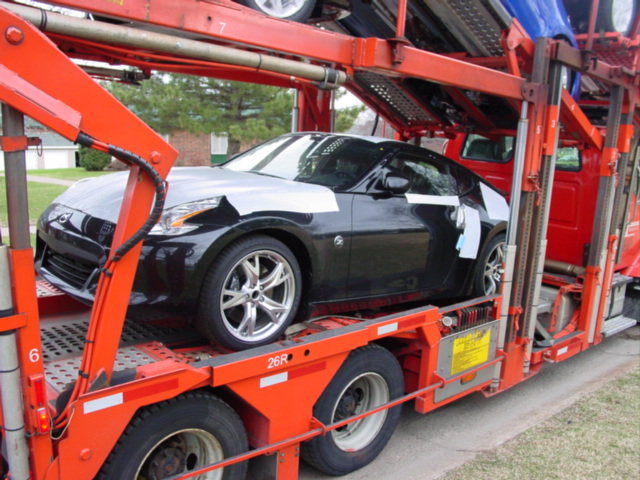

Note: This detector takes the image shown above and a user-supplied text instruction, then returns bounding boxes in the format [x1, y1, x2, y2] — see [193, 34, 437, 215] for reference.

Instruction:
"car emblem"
[98, 222, 114, 241]
[58, 212, 72, 224]
[334, 235, 344, 248]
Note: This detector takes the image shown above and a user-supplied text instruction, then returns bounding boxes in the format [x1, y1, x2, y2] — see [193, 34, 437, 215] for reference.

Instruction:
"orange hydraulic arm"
[0, 4, 177, 472]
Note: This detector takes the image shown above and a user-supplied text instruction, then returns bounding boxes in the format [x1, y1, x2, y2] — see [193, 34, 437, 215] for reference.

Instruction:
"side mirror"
[381, 173, 410, 194]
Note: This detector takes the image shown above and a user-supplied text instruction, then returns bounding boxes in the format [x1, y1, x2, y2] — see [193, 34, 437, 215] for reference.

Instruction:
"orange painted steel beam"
[296, 85, 333, 132]
[560, 89, 604, 149]
[27, 0, 358, 66]
[353, 37, 526, 101]
[29, 1, 528, 100]
[0, 5, 178, 444]
[54, 367, 211, 480]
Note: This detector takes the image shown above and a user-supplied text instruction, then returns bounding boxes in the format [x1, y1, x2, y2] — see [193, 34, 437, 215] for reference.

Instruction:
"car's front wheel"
[197, 235, 302, 351]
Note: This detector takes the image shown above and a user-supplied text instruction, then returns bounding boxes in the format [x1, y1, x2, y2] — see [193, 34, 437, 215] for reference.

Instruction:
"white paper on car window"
[405, 194, 460, 206]
[227, 184, 340, 216]
[480, 183, 509, 221]
[459, 206, 481, 259]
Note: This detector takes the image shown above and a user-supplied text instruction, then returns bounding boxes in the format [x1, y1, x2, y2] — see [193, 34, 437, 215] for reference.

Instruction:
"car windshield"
[222, 134, 388, 188]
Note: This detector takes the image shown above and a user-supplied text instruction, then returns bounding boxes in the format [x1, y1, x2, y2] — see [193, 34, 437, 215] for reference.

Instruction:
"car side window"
[302, 138, 386, 188]
[388, 151, 456, 196]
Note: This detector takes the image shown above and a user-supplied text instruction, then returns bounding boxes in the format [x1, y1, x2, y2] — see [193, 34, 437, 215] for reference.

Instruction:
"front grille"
[43, 251, 97, 290]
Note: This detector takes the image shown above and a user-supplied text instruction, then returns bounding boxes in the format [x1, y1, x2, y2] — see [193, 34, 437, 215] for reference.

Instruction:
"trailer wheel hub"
[148, 447, 186, 480]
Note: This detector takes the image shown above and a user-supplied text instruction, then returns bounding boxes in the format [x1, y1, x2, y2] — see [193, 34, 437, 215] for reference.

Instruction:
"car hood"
[53, 167, 340, 222]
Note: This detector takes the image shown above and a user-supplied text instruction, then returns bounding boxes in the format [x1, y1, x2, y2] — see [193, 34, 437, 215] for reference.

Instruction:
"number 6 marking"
[29, 348, 40, 363]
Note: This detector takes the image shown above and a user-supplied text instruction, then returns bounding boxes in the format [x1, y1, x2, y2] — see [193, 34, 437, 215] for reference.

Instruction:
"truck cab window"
[556, 146, 581, 171]
[462, 134, 514, 162]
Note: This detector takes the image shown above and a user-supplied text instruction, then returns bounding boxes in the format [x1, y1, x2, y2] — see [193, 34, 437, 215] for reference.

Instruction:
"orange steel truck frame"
[0, 1, 638, 479]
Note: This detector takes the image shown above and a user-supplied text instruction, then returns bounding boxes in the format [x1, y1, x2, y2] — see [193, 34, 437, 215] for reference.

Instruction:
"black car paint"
[36, 136, 505, 323]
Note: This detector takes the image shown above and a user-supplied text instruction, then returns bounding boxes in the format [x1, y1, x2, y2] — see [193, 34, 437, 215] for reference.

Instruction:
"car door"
[347, 148, 464, 299]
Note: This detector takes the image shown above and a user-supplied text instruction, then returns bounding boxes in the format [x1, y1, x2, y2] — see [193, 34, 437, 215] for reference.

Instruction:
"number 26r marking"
[267, 354, 288, 369]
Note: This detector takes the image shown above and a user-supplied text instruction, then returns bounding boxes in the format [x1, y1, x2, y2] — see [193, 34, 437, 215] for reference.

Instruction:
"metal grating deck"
[354, 71, 437, 125]
[41, 312, 201, 392]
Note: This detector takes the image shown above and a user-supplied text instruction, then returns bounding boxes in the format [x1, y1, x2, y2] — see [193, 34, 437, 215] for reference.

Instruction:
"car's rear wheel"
[197, 235, 301, 351]
[239, 0, 316, 22]
[473, 233, 506, 296]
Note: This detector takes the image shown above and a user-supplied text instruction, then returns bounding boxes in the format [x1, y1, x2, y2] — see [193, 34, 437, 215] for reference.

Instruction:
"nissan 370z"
[36, 133, 508, 350]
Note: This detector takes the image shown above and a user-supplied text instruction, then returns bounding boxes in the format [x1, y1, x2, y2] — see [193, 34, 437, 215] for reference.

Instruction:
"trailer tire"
[623, 282, 640, 322]
[301, 344, 403, 476]
[197, 235, 302, 351]
[97, 392, 248, 480]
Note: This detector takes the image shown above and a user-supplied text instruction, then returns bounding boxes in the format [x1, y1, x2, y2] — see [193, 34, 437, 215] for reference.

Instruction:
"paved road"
[299, 325, 640, 480]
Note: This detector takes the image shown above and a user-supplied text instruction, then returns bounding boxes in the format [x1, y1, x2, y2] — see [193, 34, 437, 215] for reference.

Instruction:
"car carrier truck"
[0, 1, 638, 479]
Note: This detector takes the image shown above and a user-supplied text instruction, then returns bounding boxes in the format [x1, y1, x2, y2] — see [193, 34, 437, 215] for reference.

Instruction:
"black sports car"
[36, 133, 508, 350]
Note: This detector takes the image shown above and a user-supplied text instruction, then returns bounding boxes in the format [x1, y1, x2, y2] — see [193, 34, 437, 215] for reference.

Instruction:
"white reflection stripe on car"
[405, 194, 460, 206]
[226, 186, 339, 216]
[480, 183, 510, 221]
[459, 206, 481, 259]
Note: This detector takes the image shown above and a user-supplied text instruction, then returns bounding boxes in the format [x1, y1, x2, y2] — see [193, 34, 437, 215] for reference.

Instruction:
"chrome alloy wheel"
[136, 429, 224, 480]
[220, 249, 296, 343]
[483, 240, 505, 295]
[252, 0, 310, 18]
[331, 372, 390, 452]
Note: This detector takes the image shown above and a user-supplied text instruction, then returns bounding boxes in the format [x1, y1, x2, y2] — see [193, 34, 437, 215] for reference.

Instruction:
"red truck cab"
[446, 132, 640, 277]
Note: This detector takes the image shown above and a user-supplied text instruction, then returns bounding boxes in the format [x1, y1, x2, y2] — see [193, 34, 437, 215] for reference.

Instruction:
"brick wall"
[169, 131, 211, 166]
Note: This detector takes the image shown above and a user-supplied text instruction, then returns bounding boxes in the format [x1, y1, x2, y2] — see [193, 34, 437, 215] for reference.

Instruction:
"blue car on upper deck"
[332, 0, 583, 129]
[501, 0, 581, 97]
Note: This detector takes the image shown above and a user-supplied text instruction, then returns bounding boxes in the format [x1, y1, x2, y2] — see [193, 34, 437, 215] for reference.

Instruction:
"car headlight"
[149, 197, 222, 236]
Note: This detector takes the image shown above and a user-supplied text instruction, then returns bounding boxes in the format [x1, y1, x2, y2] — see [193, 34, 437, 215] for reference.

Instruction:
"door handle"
[450, 205, 466, 230]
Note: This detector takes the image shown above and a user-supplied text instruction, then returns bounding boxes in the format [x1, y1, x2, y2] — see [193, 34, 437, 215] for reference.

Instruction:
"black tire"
[97, 392, 248, 480]
[239, 0, 316, 22]
[567, 0, 637, 36]
[301, 344, 404, 476]
[623, 282, 640, 322]
[473, 232, 506, 296]
[197, 235, 302, 351]
[596, 0, 637, 36]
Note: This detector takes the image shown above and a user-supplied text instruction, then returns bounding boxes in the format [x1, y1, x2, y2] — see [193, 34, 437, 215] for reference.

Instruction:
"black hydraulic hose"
[371, 113, 380, 136]
[75, 132, 167, 262]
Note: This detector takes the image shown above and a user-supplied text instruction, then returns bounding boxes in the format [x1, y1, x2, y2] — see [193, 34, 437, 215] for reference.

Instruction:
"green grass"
[0, 168, 110, 228]
[25, 168, 110, 181]
[0, 177, 67, 227]
[442, 366, 640, 480]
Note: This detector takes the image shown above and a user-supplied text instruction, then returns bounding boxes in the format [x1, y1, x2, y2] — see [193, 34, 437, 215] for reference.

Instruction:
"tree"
[108, 74, 294, 157]
[334, 103, 365, 133]
[78, 146, 111, 171]
[108, 74, 364, 159]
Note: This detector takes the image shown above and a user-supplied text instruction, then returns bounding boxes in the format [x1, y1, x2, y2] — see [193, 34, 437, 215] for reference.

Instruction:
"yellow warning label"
[451, 328, 492, 376]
